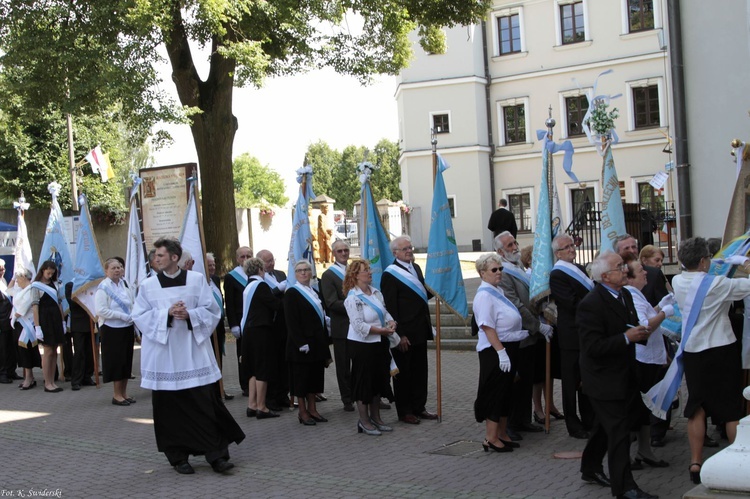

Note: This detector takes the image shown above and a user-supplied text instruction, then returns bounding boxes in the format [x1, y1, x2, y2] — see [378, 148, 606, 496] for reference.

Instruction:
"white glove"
[325, 316, 332, 336]
[35, 326, 44, 341]
[276, 280, 288, 292]
[539, 323, 554, 342]
[657, 293, 676, 310]
[299, 344, 310, 354]
[497, 349, 511, 372]
[660, 304, 675, 318]
[62, 321, 67, 334]
[431, 326, 437, 339]
[230, 326, 241, 339]
[715, 255, 749, 267]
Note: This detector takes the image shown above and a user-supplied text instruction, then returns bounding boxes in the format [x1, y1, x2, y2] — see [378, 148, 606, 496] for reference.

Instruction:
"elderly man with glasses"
[576, 251, 657, 499]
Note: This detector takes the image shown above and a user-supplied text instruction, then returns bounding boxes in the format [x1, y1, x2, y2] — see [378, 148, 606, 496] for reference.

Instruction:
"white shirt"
[625, 285, 667, 365]
[672, 271, 750, 353]
[472, 281, 528, 351]
[95, 278, 134, 328]
[344, 286, 394, 343]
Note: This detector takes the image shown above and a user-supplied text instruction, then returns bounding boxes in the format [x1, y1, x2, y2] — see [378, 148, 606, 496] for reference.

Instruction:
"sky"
[151, 66, 400, 205]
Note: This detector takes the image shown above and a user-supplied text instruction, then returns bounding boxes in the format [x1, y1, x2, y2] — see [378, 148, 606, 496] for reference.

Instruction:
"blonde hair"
[343, 259, 370, 295]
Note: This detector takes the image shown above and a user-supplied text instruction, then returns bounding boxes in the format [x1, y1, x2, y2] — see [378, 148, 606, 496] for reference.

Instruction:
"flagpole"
[431, 129, 443, 423]
[543, 111, 556, 434]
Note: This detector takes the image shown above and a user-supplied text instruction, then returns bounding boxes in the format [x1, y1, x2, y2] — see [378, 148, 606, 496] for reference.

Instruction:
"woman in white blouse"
[343, 259, 397, 436]
[472, 253, 528, 453]
[95, 258, 135, 406]
[624, 259, 672, 468]
[11, 269, 40, 390]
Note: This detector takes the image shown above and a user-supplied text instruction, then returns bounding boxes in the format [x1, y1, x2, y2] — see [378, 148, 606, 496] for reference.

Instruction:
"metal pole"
[431, 129, 442, 422]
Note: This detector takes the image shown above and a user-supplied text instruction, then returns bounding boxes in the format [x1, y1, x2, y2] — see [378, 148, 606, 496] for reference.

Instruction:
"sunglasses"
[489, 267, 504, 273]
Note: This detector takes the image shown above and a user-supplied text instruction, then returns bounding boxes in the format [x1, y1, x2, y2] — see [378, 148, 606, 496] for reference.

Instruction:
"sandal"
[689, 462, 701, 484]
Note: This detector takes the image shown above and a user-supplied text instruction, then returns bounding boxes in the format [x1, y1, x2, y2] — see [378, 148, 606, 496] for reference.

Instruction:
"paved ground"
[0, 340, 723, 499]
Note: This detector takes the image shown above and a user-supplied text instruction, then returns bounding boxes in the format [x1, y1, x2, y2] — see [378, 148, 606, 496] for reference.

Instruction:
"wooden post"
[91, 318, 100, 387]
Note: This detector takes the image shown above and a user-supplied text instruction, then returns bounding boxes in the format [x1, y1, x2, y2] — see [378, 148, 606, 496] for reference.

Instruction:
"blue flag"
[425, 155, 468, 319]
[530, 142, 554, 305]
[287, 167, 316, 285]
[71, 194, 106, 319]
[39, 183, 74, 308]
[360, 178, 393, 289]
[599, 145, 626, 253]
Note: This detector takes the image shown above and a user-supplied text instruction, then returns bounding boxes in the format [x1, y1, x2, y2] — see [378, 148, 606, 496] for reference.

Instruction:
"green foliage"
[418, 25, 447, 54]
[232, 153, 289, 209]
[306, 141, 341, 201]
[584, 99, 620, 137]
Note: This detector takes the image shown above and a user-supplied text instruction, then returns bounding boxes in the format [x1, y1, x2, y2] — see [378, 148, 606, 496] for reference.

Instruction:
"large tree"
[0, 0, 490, 271]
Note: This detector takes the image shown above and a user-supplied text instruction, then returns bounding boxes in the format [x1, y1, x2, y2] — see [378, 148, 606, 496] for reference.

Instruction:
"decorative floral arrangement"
[357, 161, 379, 184]
[259, 208, 275, 217]
[584, 98, 619, 137]
[400, 203, 412, 214]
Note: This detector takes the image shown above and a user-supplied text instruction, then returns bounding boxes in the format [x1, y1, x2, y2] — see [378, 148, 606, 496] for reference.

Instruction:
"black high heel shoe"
[533, 412, 545, 425]
[482, 439, 513, 453]
[689, 462, 701, 484]
[550, 410, 564, 420]
[499, 438, 520, 448]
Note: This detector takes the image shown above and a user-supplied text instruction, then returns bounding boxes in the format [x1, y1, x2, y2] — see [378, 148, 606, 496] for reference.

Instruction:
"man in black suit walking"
[487, 198, 518, 239]
[549, 234, 594, 439]
[320, 239, 354, 411]
[381, 236, 437, 424]
[577, 251, 658, 499]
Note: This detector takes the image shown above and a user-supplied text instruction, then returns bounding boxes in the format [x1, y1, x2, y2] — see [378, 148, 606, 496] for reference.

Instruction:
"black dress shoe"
[211, 458, 234, 473]
[266, 402, 283, 412]
[506, 428, 523, 441]
[256, 410, 280, 419]
[309, 414, 328, 423]
[174, 461, 195, 475]
[298, 416, 316, 426]
[246, 408, 257, 417]
[636, 453, 669, 468]
[581, 471, 611, 487]
[343, 402, 355, 412]
[511, 422, 544, 432]
[419, 411, 438, 420]
[44, 387, 63, 393]
[617, 488, 658, 499]
[399, 414, 420, 425]
[223, 393, 235, 401]
[126, 397, 136, 404]
[570, 429, 590, 439]
[82, 378, 96, 386]
[0, 376, 12, 384]
[71, 384, 81, 391]
[20, 381, 37, 390]
[112, 398, 131, 406]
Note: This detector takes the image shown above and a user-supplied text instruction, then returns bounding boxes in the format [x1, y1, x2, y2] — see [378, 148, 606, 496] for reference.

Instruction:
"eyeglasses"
[605, 264, 628, 273]
[556, 244, 575, 252]
[295, 268, 311, 273]
[488, 267, 504, 273]
[335, 249, 350, 254]
[396, 246, 414, 252]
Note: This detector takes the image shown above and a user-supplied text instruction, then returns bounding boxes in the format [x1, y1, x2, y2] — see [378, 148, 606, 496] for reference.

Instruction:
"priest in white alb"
[132, 238, 244, 475]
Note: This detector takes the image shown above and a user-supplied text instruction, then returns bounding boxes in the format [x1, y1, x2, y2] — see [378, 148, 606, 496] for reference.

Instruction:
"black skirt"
[152, 384, 245, 457]
[100, 324, 134, 383]
[38, 292, 64, 346]
[14, 323, 41, 369]
[684, 341, 744, 422]
[348, 338, 392, 403]
[474, 341, 519, 423]
[289, 360, 325, 397]
[242, 325, 275, 382]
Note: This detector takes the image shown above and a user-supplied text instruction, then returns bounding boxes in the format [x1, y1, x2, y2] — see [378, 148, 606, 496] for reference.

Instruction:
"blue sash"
[643, 274, 715, 419]
[17, 316, 37, 347]
[99, 282, 131, 314]
[31, 281, 59, 303]
[240, 278, 262, 333]
[348, 289, 386, 326]
[293, 283, 325, 325]
[476, 285, 518, 313]
[229, 268, 248, 287]
[384, 265, 428, 304]
[502, 264, 530, 287]
[553, 262, 593, 291]
[328, 265, 345, 281]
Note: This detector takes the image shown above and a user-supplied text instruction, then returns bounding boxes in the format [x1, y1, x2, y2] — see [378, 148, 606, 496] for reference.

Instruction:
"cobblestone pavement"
[0, 342, 721, 499]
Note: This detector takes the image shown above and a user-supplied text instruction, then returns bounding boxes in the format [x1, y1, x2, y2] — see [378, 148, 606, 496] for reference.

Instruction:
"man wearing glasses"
[576, 252, 656, 499]
[320, 240, 355, 412]
[549, 234, 594, 440]
[381, 236, 437, 424]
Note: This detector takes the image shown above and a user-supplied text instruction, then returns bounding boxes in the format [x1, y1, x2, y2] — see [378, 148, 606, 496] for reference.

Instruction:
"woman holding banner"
[343, 259, 396, 436]
[31, 261, 65, 393]
[95, 258, 136, 406]
[12, 268, 40, 390]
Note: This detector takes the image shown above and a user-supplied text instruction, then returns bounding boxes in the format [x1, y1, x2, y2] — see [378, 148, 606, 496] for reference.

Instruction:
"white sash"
[553, 260, 594, 291]
[384, 264, 428, 304]
[209, 279, 223, 310]
[31, 281, 59, 303]
[293, 282, 325, 325]
[502, 263, 530, 287]
[328, 264, 345, 281]
[228, 267, 248, 287]
[240, 276, 263, 333]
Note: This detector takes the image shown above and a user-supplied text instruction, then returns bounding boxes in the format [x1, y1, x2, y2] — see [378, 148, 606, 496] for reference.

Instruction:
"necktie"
[617, 291, 626, 307]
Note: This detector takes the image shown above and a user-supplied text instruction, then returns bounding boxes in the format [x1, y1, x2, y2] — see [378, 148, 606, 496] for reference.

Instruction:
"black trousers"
[0, 327, 17, 377]
[236, 336, 247, 392]
[266, 333, 290, 405]
[332, 337, 352, 405]
[71, 329, 94, 385]
[560, 348, 594, 434]
[509, 344, 535, 428]
[582, 394, 640, 496]
[391, 341, 428, 418]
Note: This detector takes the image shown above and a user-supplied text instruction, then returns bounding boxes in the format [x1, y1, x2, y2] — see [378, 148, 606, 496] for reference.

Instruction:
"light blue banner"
[530, 145, 554, 304]
[424, 155, 468, 318]
[72, 195, 105, 292]
[287, 168, 316, 285]
[360, 181, 393, 289]
[39, 185, 74, 308]
[599, 146, 626, 253]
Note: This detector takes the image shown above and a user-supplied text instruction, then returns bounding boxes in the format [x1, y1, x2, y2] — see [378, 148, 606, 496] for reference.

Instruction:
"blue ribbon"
[348, 289, 386, 326]
[536, 130, 577, 183]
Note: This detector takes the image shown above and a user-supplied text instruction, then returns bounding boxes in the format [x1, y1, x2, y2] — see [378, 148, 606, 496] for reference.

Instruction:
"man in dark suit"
[65, 281, 95, 390]
[256, 249, 290, 410]
[614, 235, 667, 307]
[381, 236, 437, 424]
[206, 252, 233, 400]
[487, 198, 518, 239]
[495, 232, 552, 436]
[224, 246, 253, 396]
[549, 234, 594, 439]
[320, 240, 354, 412]
[577, 251, 658, 499]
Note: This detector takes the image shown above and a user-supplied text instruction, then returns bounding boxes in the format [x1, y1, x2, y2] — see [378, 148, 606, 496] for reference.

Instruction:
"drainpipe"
[481, 20, 497, 210]
[668, 0, 692, 239]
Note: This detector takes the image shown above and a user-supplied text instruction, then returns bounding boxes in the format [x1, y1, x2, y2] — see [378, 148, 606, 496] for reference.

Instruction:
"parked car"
[334, 222, 358, 242]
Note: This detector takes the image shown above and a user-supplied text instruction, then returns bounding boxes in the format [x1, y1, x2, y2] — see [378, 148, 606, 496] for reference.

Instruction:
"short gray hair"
[0, 258, 5, 267]
[475, 253, 503, 275]
[590, 251, 618, 282]
[332, 239, 349, 251]
[551, 234, 573, 252]
[389, 235, 412, 254]
[206, 252, 215, 262]
[243, 257, 264, 277]
[14, 268, 32, 280]
[613, 234, 636, 253]
[493, 231, 512, 251]
[678, 237, 710, 271]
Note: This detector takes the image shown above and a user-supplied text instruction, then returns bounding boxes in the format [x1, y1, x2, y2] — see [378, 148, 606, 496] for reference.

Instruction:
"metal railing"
[565, 201, 677, 266]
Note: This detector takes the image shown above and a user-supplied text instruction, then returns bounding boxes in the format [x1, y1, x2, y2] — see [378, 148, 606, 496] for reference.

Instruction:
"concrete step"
[435, 326, 473, 340]
[430, 313, 470, 327]
[427, 339, 477, 351]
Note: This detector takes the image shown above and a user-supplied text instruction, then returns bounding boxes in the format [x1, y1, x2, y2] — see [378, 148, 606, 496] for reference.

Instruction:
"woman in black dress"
[284, 260, 332, 426]
[31, 261, 65, 393]
[11, 268, 40, 389]
[241, 257, 283, 419]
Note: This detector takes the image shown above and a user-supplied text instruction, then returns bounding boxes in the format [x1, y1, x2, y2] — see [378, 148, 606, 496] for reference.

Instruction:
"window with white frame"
[554, 0, 589, 46]
[492, 7, 525, 57]
[626, 78, 664, 130]
[627, 0, 655, 33]
[447, 195, 457, 218]
[430, 112, 450, 134]
[504, 189, 534, 232]
[497, 97, 529, 145]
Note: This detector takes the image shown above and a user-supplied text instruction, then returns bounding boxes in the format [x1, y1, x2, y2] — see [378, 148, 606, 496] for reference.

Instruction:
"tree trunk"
[163, 11, 240, 273]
